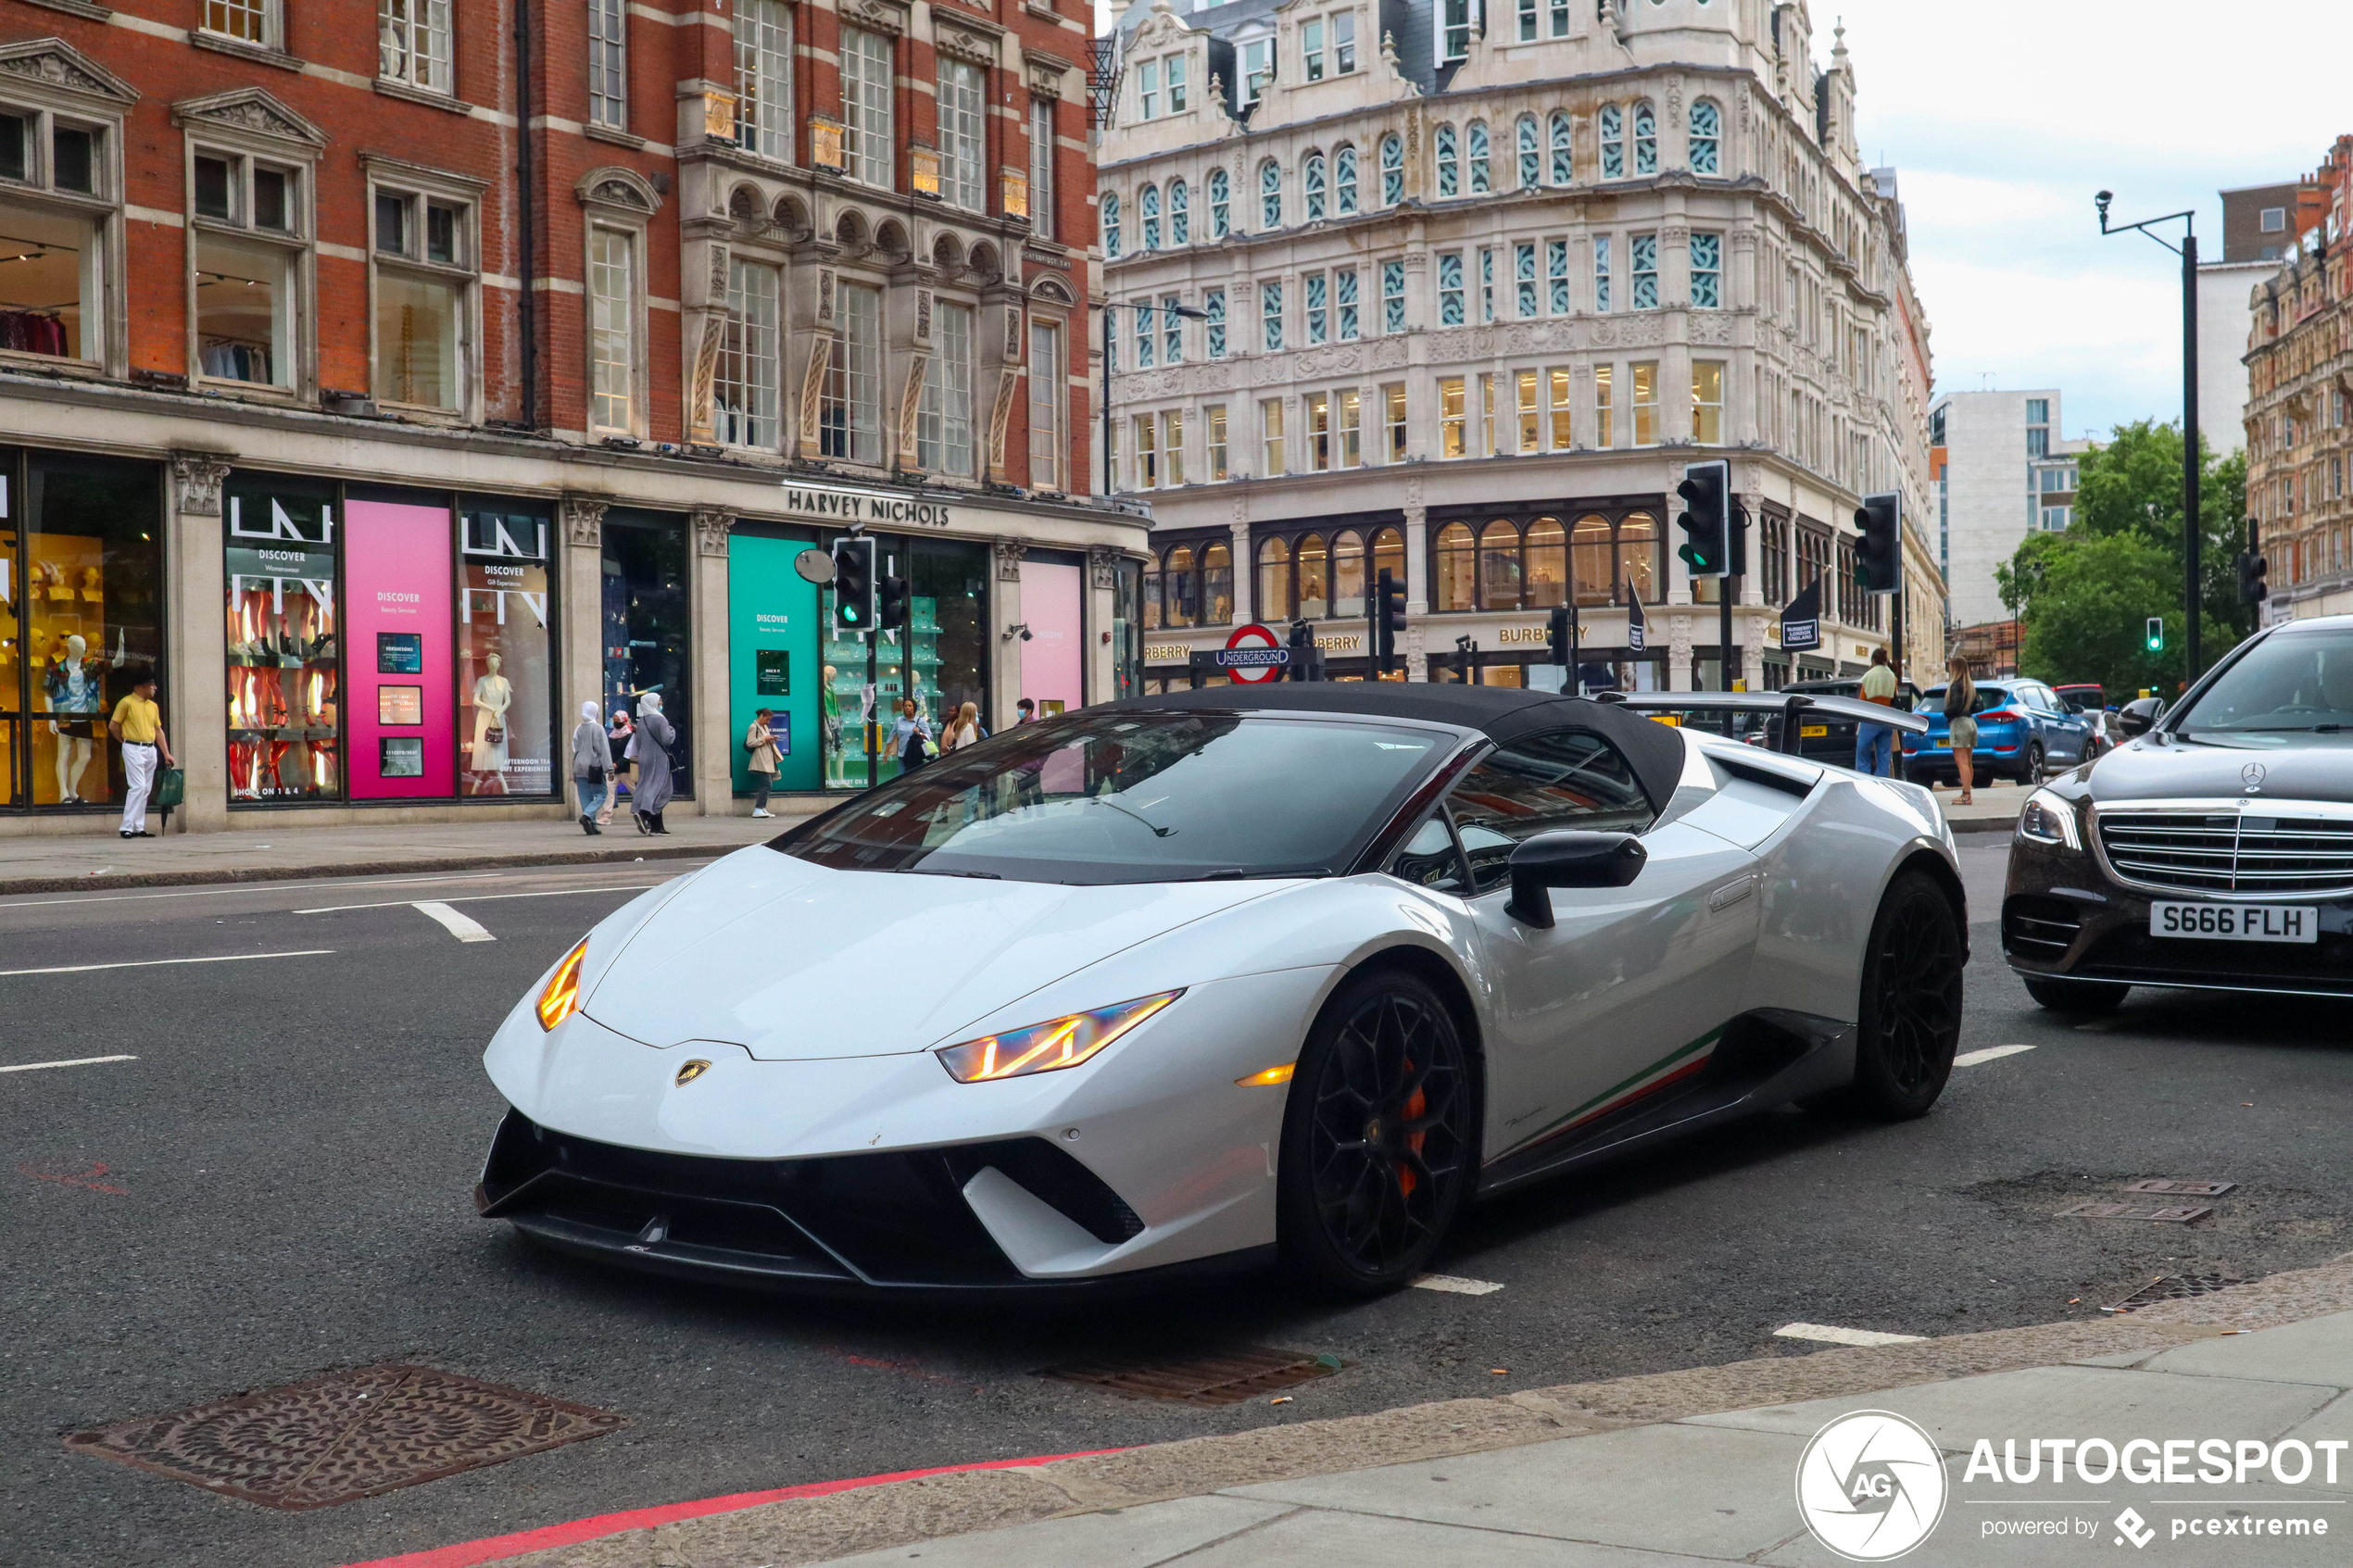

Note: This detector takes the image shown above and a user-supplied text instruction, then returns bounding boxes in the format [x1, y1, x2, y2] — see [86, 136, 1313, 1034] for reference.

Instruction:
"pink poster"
[1019, 560, 1085, 719]
[346, 498, 454, 798]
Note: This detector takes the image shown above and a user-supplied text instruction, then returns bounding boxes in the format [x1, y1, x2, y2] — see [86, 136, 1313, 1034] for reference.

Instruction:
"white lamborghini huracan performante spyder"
[478, 684, 1964, 1298]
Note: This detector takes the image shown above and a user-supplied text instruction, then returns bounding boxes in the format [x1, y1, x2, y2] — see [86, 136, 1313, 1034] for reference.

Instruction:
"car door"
[1446, 726, 1762, 1173]
[2032, 684, 2086, 761]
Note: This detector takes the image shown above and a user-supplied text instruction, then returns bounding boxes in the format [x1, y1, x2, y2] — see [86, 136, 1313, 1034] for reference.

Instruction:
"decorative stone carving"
[170, 86, 324, 148]
[1370, 337, 1410, 370]
[844, 0, 907, 36]
[1692, 313, 1736, 346]
[563, 496, 609, 547]
[993, 538, 1026, 582]
[686, 312, 725, 443]
[1088, 545, 1121, 590]
[1292, 345, 1362, 377]
[988, 366, 1021, 473]
[895, 354, 931, 465]
[937, 27, 995, 65]
[796, 333, 836, 458]
[575, 165, 661, 215]
[170, 453, 232, 517]
[692, 508, 734, 558]
[0, 38, 139, 104]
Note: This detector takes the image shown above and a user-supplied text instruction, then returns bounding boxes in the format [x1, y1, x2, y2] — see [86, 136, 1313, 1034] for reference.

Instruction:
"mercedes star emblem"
[2242, 761, 2268, 793]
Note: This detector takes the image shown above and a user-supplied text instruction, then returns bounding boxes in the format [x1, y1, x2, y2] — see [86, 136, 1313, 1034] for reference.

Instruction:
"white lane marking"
[1954, 1044, 2036, 1067]
[0, 949, 334, 976]
[1775, 1323, 1929, 1348]
[0, 872, 510, 910]
[412, 902, 497, 942]
[1411, 1273, 1507, 1296]
[296, 884, 666, 915]
[0, 1055, 137, 1073]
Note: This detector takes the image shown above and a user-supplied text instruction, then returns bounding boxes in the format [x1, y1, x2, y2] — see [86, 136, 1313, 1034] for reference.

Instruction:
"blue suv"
[1904, 679, 2097, 785]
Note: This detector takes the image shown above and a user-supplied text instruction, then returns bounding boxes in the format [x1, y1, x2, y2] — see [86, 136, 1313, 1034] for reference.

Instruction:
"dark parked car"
[2053, 684, 2117, 759]
[2004, 615, 2353, 1011]
[1902, 679, 2097, 785]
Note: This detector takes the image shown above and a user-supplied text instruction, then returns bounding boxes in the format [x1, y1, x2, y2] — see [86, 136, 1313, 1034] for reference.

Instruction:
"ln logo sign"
[1217, 622, 1290, 684]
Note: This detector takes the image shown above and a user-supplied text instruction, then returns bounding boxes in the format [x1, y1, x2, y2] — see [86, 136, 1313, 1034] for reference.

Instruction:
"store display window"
[1019, 556, 1084, 719]
[225, 474, 340, 802]
[459, 502, 554, 797]
[823, 534, 988, 790]
[601, 510, 692, 803]
[727, 533, 822, 795]
[2, 449, 165, 810]
[346, 493, 455, 799]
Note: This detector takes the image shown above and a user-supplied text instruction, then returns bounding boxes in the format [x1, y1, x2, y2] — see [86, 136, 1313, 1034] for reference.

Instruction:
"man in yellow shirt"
[108, 670, 174, 838]
[1855, 646, 1899, 776]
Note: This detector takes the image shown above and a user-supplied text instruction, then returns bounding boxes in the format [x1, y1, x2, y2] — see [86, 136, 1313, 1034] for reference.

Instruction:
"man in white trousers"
[108, 669, 173, 838]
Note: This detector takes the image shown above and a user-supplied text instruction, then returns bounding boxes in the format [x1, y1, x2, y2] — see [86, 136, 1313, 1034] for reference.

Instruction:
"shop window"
[603, 510, 691, 799]
[1571, 515, 1613, 606]
[0, 197, 102, 365]
[920, 301, 976, 476]
[1164, 544, 1198, 627]
[735, 0, 793, 161]
[192, 148, 307, 391]
[716, 257, 780, 449]
[1618, 512, 1660, 602]
[1027, 320, 1063, 490]
[822, 282, 884, 464]
[1296, 533, 1330, 618]
[4, 451, 164, 812]
[1256, 535, 1291, 621]
[588, 0, 628, 128]
[1434, 521, 1477, 610]
[459, 501, 554, 797]
[840, 27, 894, 190]
[1371, 526, 1404, 597]
[379, 0, 454, 94]
[371, 178, 476, 413]
[224, 475, 339, 802]
[1525, 517, 1567, 608]
[1330, 530, 1365, 618]
[1478, 519, 1521, 610]
[1141, 551, 1162, 630]
[1202, 542, 1233, 624]
[587, 226, 636, 433]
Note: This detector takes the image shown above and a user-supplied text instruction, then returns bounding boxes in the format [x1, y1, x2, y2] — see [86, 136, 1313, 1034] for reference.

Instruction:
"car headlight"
[937, 991, 1183, 1084]
[2018, 788, 2083, 850]
[536, 936, 590, 1031]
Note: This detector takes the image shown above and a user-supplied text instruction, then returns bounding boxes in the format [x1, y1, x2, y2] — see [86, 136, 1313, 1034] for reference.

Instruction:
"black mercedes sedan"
[2003, 614, 2353, 1011]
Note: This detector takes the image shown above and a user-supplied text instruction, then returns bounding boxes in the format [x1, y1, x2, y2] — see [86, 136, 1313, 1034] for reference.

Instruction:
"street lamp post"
[2095, 190, 2202, 679]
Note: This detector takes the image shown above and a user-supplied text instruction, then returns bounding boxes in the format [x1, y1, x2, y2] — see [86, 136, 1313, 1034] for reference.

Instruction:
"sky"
[1094, 0, 2346, 443]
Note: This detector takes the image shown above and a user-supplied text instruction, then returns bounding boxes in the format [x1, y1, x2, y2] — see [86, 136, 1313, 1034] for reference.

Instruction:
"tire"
[1277, 968, 1476, 1298]
[2023, 975, 2128, 1015]
[2017, 742, 2045, 786]
[1841, 871, 1965, 1120]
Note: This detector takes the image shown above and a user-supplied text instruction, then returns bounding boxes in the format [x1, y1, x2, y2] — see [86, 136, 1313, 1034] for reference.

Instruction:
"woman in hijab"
[602, 708, 634, 827]
[629, 691, 676, 835]
[571, 700, 610, 835]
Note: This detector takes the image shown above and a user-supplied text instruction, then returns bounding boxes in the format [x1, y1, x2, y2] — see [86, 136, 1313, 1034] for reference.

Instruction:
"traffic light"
[1547, 604, 1572, 666]
[877, 572, 911, 631]
[1287, 618, 1316, 682]
[1370, 568, 1408, 675]
[1452, 634, 1478, 685]
[1855, 493, 1901, 594]
[2145, 616, 2165, 652]
[830, 535, 875, 633]
[2239, 520, 2269, 607]
[1675, 459, 1731, 579]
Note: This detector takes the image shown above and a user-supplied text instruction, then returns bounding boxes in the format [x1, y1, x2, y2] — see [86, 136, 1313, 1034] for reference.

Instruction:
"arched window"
[1435, 123, 1458, 196]
[1208, 167, 1231, 237]
[1435, 522, 1478, 611]
[1617, 512, 1661, 603]
[1380, 133, 1404, 205]
[1335, 144, 1358, 214]
[1303, 152, 1327, 221]
[1139, 182, 1162, 249]
[1164, 544, 1198, 628]
[1598, 104, 1623, 179]
[1330, 530, 1366, 617]
[1256, 536, 1292, 621]
[1479, 520, 1522, 610]
[1516, 115, 1540, 189]
[1104, 192, 1122, 257]
[1467, 120, 1491, 194]
[1570, 516, 1614, 606]
[1295, 533, 1330, 618]
[1202, 542, 1234, 624]
[1169, 178, 1189, 244]
[1371, 527, 1405, 596]
[1549, 110, 1572, 184]
[1260, 159, 1283, 229]
[1690, 99, 1720, 175]
[1142, 549, 1163, 630]
[1633, 101, 1656, 174]
[1524, 517, 1567, 608]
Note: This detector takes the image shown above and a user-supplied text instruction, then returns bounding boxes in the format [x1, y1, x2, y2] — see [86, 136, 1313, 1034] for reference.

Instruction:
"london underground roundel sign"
[1221, 622, 1288, 684]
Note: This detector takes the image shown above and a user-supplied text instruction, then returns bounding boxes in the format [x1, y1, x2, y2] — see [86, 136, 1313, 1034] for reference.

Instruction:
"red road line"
[336, 1449, 1126, 1568]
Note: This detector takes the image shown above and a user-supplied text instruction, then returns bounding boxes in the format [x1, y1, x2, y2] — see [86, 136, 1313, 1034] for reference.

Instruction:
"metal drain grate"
[2103, 1274, 2244, 1315]
[1042, 1347, 1344, 1406]
[2123, 1179, 2236, 1198]
[63, 1364, 625, 1511]
[2055, 1201, 2212, 1223]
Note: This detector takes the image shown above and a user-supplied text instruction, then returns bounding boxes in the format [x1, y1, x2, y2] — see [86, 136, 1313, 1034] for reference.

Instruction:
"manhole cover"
[2103, 1273, 2243, 1315]
[63, 1364, 625, 1510]
[1042, 1347, 1343, 1407]
[2055, 1201, 2212, 1223]
[2123, 1179, 2236, 1198]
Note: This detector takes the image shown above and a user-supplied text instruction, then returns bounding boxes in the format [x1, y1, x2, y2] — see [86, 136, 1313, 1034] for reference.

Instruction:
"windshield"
[2172, 627, 2353, 745]
[777, 711, 1454, 883]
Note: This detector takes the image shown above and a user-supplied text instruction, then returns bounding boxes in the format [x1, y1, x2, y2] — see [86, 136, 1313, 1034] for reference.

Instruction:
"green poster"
[727, 535, 821, 794]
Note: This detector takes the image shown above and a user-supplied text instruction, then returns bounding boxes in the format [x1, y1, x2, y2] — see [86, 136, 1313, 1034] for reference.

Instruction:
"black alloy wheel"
[1277, 969, 1474, 1297]
[1842, 871, 1966, 1120]
[2019, 742, 2046, 786]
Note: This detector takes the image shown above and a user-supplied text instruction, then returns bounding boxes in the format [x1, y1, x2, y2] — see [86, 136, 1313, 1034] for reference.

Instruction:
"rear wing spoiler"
[1596, 690, 1931, 752]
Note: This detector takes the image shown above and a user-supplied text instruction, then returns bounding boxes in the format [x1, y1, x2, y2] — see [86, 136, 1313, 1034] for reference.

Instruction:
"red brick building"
[0, 0, 1132, 834]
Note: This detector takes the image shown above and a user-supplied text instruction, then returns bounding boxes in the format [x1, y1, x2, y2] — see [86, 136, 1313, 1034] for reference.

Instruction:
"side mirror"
[1505, 831, 1648, 929]
[2114, 696, 2164, 738]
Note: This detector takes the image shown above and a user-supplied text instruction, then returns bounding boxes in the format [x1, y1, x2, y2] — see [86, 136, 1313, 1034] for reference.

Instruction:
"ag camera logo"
[1796, 1411, 1949, 1561]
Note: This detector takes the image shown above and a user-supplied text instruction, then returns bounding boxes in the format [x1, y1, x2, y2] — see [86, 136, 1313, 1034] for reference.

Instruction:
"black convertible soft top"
[1103, 684, 1689, 812]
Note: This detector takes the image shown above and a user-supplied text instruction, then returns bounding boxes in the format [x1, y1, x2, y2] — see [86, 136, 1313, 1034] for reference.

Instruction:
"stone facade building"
[1099, 0, 1942, 694]
[0, 0, 1130, 837]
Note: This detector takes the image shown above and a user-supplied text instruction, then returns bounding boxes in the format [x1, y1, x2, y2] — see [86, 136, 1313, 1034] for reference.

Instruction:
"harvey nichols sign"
[780, 483, 956, 530]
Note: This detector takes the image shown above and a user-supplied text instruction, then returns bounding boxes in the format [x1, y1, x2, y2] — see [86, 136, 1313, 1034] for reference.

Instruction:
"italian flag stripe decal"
[1504, 1025, 1728, 1155]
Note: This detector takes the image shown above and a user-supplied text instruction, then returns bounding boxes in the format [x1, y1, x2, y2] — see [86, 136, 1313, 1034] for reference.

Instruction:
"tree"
[1996, 420, 2249, 695]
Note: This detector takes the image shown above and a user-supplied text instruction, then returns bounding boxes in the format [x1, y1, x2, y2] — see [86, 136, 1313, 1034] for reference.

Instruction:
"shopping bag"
[152, 767, 185, 809]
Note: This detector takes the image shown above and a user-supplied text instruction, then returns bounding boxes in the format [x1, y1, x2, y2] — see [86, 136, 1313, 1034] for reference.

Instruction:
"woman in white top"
[940, 701, 983, 754]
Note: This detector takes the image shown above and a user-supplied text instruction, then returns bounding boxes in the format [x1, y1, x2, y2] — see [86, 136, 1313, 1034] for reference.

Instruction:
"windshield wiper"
[1183, 866, 1330, 881]
[1083, 796, 1176, 836]
[2233, 722, 2346, 734]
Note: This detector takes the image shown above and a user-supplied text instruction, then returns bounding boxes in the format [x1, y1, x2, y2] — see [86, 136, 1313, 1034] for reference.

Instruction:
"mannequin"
[469, 652, 513, 793]
[44, 632, 121, 803]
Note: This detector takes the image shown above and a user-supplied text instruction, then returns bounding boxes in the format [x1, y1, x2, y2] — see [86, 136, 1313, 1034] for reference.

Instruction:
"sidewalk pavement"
[448, 1259, 2353, 1568]
[1932, 779, 2028, 835]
